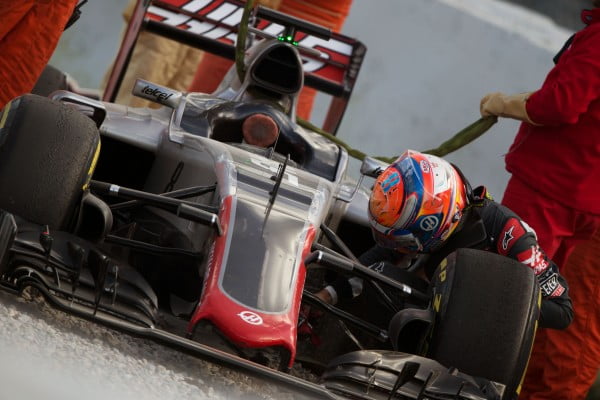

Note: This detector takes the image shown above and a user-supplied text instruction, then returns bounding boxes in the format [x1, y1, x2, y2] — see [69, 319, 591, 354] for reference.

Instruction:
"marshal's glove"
[480, 92, 540, 125]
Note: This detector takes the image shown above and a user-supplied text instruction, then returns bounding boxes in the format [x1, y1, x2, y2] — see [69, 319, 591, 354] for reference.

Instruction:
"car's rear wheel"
[427, 248, 539, 399]
[0, 94, 101, 230]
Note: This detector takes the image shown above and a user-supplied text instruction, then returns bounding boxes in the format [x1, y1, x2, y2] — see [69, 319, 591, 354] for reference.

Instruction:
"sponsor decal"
[539, 275, 564, 298]
[438, 258, 447, 282]
[380, 171, 400, 194]
[133, 79, 182, 107]
[141, 85, 174, 102]
[419, 215, 439, 232]
[551, 285, 565, 298]
[497, 218, 526, 255]
[238, 310, 263, 325]
[502, 226, 515, 251]
[420, 159, 431, 174]
[146, 0, 353, 80]
[517, 245, 550, 275]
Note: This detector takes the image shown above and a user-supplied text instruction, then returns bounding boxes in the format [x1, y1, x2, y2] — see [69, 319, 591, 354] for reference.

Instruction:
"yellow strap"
[298, 116, 498, 163]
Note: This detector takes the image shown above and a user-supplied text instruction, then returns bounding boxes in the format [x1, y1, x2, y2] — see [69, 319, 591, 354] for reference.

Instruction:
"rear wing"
[103, 0, 366, 135]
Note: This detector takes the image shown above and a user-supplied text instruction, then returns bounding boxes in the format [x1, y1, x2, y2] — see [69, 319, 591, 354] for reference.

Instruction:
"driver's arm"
[509, 234, 573, 329]
[490, 205, 574, 329]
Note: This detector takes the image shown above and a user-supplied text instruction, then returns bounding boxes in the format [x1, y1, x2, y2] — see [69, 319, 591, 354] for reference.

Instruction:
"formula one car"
[0, 1, 539, 399]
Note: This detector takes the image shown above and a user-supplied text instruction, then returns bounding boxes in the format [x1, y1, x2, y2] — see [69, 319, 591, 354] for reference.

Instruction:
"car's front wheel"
[427, 248, 539, 399]
[0, 94, 101, 230]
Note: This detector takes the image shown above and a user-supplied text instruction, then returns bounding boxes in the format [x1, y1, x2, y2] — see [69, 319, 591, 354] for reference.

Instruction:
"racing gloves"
[480, 92, 540, 125]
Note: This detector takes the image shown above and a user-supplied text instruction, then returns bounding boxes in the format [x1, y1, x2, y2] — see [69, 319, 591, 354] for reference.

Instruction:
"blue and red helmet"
[368, 150, 468, 253]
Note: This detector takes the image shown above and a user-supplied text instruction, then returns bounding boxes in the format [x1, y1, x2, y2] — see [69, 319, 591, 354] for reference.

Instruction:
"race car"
[0, 1, 539, 399]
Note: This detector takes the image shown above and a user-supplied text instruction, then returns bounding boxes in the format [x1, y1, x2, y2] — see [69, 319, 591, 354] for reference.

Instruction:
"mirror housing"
[360, 157, 390, 178]
[336, 157, 391, 203]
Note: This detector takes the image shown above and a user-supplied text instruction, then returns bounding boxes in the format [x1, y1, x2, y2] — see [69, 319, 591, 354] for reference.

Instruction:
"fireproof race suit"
[327, 187, 573, 330]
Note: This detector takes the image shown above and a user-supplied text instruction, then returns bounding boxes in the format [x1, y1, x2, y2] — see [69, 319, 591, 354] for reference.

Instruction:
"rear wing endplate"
[103, 0, 366, 135]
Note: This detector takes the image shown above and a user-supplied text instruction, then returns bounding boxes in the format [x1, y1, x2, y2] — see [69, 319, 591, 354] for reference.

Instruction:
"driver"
[314, 150, 573, 330]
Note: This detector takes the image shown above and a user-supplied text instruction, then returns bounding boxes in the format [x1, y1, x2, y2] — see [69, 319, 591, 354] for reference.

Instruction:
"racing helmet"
[368, 150, 468, 253]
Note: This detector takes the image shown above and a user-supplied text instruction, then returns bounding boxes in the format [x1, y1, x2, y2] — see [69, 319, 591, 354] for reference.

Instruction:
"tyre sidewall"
[0, 94, 100, 230]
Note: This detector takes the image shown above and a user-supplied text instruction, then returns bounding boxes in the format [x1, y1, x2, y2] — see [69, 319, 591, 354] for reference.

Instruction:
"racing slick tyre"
[427, 248, 539, 399]
[0, 94, 100, 230]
